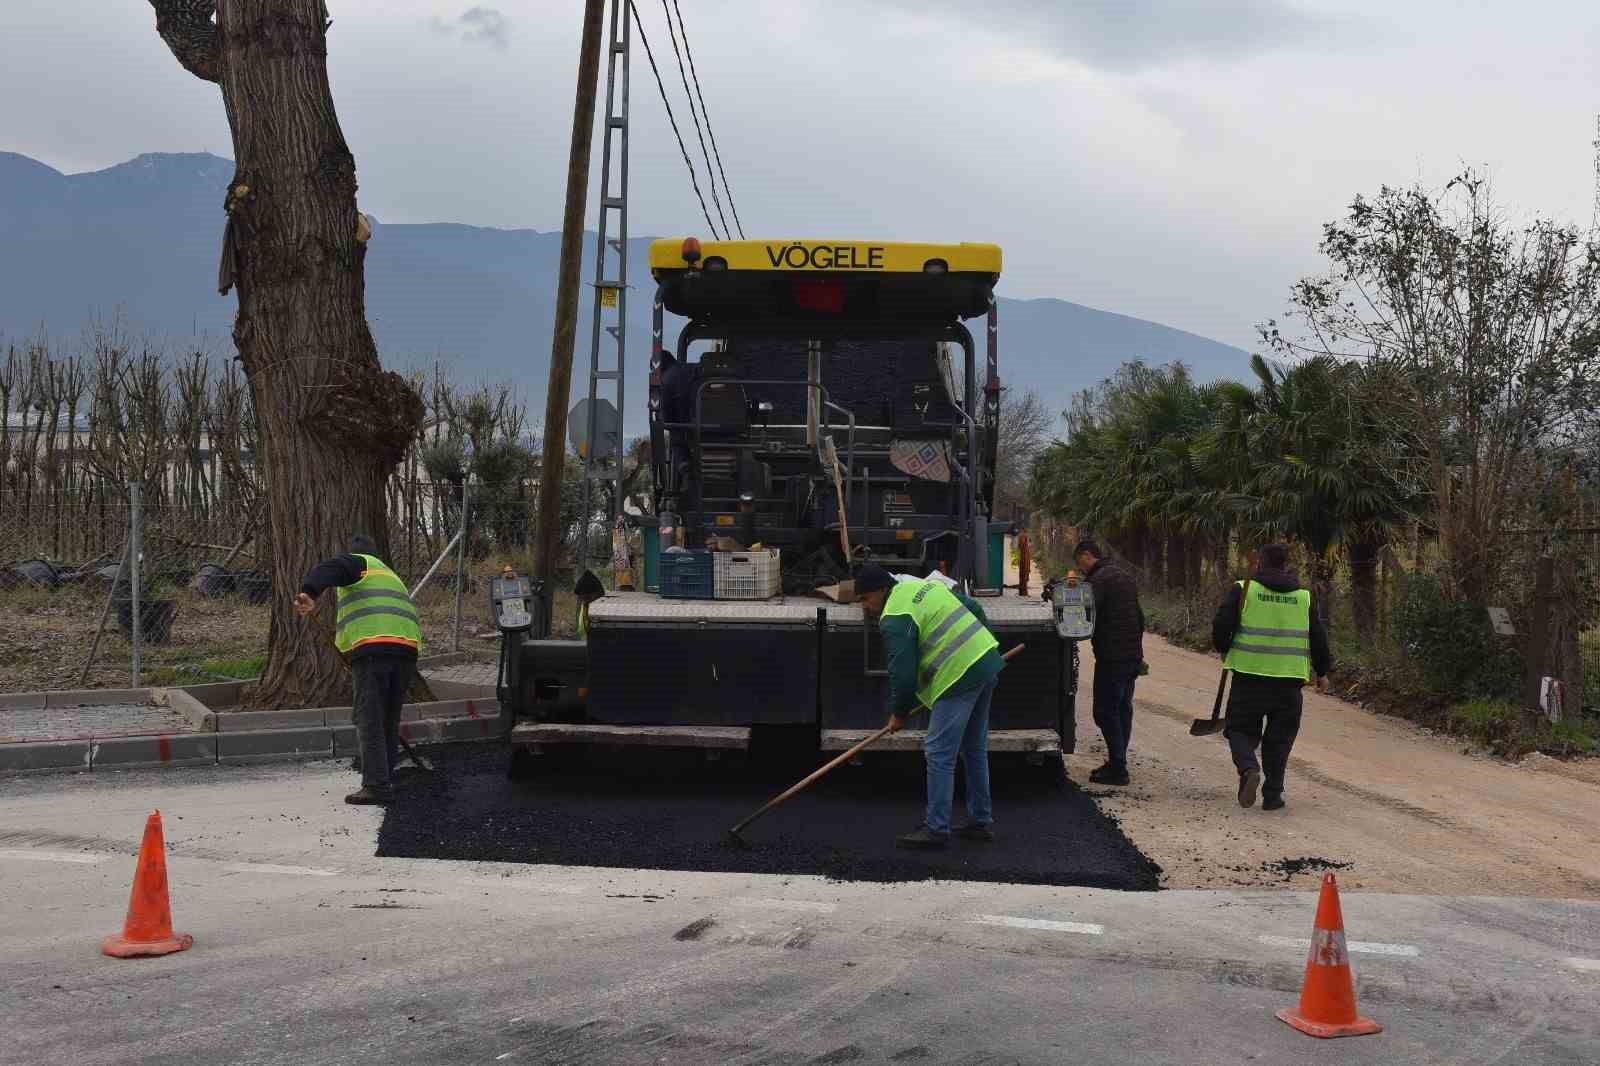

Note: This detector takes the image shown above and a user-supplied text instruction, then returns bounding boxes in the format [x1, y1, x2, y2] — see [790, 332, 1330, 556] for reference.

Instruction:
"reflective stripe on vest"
[1223, 580, 1311, 680]
[334, 554, 422, 654]
[881, 579, 999, 707]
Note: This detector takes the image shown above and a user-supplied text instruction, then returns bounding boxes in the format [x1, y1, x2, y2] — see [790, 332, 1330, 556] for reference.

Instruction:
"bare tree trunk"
[1348, 535, 1381, 637]
[147, 0, 423, 709]
[1163, 532, 1183, 592]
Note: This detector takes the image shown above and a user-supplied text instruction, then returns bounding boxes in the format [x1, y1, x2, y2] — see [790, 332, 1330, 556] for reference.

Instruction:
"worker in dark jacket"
[1212, 543, 1330, 811]
[294, 535, 421, 806]
[856, 563, 1004, 850]
[1068, 541, 1145, 786]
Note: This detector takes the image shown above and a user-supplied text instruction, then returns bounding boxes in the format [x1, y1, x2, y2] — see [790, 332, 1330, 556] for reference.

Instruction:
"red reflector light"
[793, 278, 843, 313]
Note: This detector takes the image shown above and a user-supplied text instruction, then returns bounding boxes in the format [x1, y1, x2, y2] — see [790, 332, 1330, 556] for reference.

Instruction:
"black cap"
[853, 563, 894, 596]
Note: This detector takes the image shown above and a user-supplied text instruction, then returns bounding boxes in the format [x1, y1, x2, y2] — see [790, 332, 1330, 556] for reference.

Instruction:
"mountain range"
[0, 151, 1250, 431]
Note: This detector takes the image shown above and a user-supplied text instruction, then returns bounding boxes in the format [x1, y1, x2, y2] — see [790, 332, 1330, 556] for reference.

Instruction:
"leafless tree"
[1264, 171, 1600, 608]
[995, 388, 1053, 520]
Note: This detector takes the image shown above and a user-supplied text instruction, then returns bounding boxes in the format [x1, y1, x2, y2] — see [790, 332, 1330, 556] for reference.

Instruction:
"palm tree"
[1214, 355, 1419, 633]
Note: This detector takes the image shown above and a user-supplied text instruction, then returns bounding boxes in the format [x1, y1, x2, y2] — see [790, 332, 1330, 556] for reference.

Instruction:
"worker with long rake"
[294, 534, 422, 806]
[854, 563, 1005, 850]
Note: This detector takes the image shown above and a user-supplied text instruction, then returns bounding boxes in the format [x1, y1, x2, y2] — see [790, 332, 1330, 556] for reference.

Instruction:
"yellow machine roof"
[649, 239, 1002, 276]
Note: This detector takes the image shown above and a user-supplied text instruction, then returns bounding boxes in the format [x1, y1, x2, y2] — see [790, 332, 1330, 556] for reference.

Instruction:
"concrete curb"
[0, 674, 505, 776]
[218, 727, 335, 765]
[423, 678, 498, 700]
[0, 706, 506, 775]
[92, 733, 218, 770]
[0, 739, 93, 773]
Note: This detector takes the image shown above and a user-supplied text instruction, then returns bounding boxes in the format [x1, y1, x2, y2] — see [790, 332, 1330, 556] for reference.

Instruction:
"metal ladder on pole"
[576, 0, 631, 575]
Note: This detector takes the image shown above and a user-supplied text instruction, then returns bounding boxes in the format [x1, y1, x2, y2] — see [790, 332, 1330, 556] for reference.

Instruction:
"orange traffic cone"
[1276, 873, 1381, 1038]
[102, 810, 193, 959]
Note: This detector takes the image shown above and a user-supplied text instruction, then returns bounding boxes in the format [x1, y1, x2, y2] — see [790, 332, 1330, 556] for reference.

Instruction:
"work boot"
[953, 821, 995, 843]
[344, 786, 393, 806]
[1088, 762, 1130, 786]
[895, 825, 950, 850]
[1238, 767, 1262, 808]
[1262, 794, 1287, 812]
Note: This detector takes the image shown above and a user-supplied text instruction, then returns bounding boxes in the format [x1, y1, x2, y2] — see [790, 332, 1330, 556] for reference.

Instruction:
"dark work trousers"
[1224, 672, 1304, 799]
[351, 653, 414, 790]
[1091, 659, 1141, 769]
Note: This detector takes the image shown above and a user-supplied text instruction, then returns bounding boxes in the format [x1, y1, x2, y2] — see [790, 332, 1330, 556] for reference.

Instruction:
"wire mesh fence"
[0, 479, 603, 694]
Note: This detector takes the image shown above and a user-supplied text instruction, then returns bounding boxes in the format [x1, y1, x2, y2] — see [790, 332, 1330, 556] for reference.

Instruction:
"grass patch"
[1447, 698, 1523, 754]
[143, 655, 267, 686]
[1446, 698, 1600, 759]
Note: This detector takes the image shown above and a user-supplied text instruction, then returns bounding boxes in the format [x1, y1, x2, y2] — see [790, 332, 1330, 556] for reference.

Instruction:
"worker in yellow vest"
[1211, 543, 1329, 811]
[855, 563, 1003, 849]
[295, 534, 422, 805]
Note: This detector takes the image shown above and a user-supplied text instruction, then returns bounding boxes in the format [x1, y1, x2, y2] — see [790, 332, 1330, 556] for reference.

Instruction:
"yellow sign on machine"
[648, 238, 1002, 276]
[599, 285, 619, 308]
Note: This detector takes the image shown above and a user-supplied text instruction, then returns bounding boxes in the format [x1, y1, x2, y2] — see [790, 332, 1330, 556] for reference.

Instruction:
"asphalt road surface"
[377, 744, 1160, 890]
[3, 759, 1597, 1065]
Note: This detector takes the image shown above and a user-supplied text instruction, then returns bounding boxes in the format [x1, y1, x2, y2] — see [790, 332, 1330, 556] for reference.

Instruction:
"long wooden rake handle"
[728, 642, 1026, 841]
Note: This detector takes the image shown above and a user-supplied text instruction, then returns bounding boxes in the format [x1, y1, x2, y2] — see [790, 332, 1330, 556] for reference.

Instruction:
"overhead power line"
[629, 0, 723, 240]
[669, 0, 746, 239]
[659, 0, 730, 241]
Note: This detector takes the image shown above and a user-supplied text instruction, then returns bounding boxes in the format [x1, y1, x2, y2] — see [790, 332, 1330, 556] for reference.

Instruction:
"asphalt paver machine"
[495, 239, 1078, 776]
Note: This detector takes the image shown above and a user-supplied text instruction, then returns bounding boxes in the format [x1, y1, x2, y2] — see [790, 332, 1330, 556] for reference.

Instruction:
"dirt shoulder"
[1074, 635, 1600, 897]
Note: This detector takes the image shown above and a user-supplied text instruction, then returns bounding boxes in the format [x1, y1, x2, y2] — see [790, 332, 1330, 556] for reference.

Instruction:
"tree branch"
[148, 0, 220, 83]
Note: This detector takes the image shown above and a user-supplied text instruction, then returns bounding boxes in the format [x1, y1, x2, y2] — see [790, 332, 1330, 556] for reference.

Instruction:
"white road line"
[1259, 934, 1420, 957]
[0, 849, 107, 865]
[1565, 958, 1600, 973]
[221, 862, 339, 877]
[971, 914, 1105, 935]
[736, 898, 838, 914]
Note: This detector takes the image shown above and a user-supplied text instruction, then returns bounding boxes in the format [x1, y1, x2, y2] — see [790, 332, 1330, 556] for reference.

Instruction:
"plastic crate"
[659, 550, 715, 599]
[713, 549, 782, 600]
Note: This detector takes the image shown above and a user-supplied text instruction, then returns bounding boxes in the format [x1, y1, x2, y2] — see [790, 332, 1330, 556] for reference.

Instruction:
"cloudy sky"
[4, 0, 1598, 349]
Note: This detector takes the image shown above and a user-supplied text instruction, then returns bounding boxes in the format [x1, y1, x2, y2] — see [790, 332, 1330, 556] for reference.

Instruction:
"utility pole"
[576, 0, 632, 574]
[532, 0, 606, 634]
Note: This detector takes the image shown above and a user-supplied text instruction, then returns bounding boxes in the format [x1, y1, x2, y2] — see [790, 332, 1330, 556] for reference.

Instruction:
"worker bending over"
[855, 563, 1004, 850]
[1212, 543, 1329, 810]
[295, 535, 421, 806]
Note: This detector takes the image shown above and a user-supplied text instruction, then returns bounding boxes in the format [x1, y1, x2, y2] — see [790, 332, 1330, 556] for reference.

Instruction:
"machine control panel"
[1050, 574, 1095, 641]
[490, 570, 535, 632]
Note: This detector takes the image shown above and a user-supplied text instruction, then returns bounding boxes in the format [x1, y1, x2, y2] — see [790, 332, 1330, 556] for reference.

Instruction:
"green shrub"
[1535, 717, 1599, 757]
[1447, 698, 1522, 753]
[1393, 575, 1521, 700]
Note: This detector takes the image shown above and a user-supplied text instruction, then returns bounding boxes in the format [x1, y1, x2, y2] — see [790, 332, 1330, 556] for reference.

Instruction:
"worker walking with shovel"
[1212, 543, 1330, 811]
[855, 564, 1005, 849]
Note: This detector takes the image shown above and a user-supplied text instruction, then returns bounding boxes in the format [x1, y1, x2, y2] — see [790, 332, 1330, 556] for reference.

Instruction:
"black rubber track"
[378, 743, 1161, 891]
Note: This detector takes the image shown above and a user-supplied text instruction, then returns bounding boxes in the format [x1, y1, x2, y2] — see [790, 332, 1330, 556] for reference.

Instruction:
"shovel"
[1190, 669, 1230, 736]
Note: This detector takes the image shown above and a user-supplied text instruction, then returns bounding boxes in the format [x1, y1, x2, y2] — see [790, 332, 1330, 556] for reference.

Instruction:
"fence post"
[129, 481, 142, 689]
[78, 537, 130, 687]
[452, 477, 472, 653]
[1522, 554, 1554, 712]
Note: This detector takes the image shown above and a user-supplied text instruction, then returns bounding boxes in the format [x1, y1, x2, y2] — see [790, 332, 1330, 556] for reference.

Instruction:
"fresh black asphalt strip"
[378, 743, 1161, 890]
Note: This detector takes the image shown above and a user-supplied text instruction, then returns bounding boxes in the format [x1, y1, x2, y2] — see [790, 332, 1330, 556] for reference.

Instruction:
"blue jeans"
[921, 679, 996, 834]
[1091, 660, 1139, 769]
